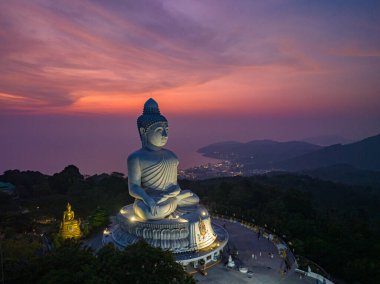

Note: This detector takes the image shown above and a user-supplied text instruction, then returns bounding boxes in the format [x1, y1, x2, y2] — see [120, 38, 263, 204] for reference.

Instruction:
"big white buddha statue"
[128, 98, 199, 220]
[104, 98, 228, 259]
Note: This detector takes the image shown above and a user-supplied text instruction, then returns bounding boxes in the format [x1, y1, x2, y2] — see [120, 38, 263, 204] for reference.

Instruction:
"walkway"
[195, 219, 316, 284]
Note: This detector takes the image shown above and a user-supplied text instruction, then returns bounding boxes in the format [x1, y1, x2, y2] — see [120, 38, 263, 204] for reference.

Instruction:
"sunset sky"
[1, 0, 379, 174]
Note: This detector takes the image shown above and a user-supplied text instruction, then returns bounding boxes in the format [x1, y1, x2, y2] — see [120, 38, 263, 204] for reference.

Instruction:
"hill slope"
[277, 134, 380, 171]
[301, 164, 380, 187]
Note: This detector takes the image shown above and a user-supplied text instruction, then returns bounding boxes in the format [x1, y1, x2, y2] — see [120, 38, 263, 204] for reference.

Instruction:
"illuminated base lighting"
[102, 204, 228, 269]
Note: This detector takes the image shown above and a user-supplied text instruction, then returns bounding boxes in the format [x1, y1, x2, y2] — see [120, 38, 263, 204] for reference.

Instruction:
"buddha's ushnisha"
[128, 98, 199, 220]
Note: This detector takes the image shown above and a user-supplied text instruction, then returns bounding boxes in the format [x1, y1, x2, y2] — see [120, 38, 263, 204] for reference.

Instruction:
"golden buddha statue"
[59, 202, 81, 239]
[64, 203, 75, 221]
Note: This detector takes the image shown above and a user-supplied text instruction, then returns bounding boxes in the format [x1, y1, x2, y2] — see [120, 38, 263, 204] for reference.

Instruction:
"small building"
[0, 181, 15, 195]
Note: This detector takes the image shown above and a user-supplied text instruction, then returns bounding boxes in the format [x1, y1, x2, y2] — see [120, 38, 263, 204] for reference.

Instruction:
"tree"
[96, 241, 195, 284]
[89, 207, 108, 229]
[24, 239, 99, 284]
[2, 238, 41, 283]
[49, 165, 83, 194]
[16, 240, 194, 284]
[1, 170, 50, 197]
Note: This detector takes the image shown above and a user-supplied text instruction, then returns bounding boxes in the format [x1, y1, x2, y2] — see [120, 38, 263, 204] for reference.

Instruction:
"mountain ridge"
[198, 140, 322, 169]
[198, 133, 380, 172]
[277, 133, 380, 171]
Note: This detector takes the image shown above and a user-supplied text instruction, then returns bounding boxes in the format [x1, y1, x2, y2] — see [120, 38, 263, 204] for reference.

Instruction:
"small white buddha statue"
[128, 98, 199, 220]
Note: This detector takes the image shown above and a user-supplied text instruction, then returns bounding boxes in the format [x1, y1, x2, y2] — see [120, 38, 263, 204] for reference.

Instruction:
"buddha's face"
[145, 122, 169, 148]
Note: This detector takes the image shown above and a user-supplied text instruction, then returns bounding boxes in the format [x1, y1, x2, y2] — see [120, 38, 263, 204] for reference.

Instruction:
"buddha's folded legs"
[177, 190, 199, 207]
[133, 197, 177, 220]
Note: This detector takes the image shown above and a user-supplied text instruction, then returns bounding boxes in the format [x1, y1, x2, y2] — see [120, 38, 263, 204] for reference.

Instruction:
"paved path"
[85, 219, 320, 283]
[220, 219, 282, 269]
[195, 219, 316, 284]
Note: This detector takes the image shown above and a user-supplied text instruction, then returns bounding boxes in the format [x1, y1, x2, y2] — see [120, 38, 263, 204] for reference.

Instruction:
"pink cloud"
[0, 0, 378, 119]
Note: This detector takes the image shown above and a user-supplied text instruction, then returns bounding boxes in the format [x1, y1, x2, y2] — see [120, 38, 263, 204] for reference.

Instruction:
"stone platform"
[103, 204, 228, 266]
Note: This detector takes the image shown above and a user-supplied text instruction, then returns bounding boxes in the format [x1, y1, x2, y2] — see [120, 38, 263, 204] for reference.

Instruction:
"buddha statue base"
[60, 220, 81, 239]
[103, 204, 229, 263]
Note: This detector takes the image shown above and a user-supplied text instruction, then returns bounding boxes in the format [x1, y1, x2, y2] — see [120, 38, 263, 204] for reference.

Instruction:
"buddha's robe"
[141, 150, 178, 192]
[129, 149, 199, 220]
[64, 210, 74, 221]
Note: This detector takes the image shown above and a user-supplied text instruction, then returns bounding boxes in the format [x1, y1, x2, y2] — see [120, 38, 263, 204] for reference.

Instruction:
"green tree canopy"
[16, 240, 194, 284]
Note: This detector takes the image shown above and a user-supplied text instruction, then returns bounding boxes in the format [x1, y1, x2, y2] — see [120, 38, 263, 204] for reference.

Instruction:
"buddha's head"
[137, 98, 168, 149]
[67, 202, 71, 211]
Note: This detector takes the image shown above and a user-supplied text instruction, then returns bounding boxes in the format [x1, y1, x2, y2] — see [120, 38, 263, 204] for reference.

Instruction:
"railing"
[295, 268, 334, 284]
[296, 255, 333, 281]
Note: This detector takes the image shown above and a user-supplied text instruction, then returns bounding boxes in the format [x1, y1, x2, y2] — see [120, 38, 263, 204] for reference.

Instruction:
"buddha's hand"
[165, 185, 181, 197]
[144, 196, 157, 215]
[156, 186, 180, 204]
